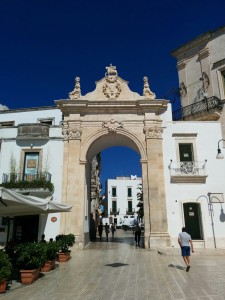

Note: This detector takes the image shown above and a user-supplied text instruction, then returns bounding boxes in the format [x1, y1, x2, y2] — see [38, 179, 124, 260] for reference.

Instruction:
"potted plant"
[41, 241, 60, 272]
[0, 250, 12, 293]
[16, 242, 47, 284]
[56, 234, 75, 262]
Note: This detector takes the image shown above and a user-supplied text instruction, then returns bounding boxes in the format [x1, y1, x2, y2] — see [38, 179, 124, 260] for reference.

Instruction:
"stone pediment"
[69, 64, 156, 101]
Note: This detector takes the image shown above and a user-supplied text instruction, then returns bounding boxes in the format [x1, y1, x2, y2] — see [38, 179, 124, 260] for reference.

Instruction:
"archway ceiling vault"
[86, 133, 140, 163]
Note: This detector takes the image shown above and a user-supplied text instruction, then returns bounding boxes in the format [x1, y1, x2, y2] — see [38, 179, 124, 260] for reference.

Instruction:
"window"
[127, 187, 132, 197]
[173, 133, 198, 163]
[179, 143, 194, 174]
[112, 201, 117, 212]
[1, 217, 8, 226]
[20, 150, 43, 182]
[179, 143, 194, 161]
[37, 118, 55, 125]
[23, 152, 40, 180]
[222, 70, 225, 95]
[112, 187, 117, 197]
[0, 121, 15, 127]
[128, 201, 132, 212]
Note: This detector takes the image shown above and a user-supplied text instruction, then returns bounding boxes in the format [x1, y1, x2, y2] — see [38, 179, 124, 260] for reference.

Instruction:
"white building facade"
[104, 176, 142, 227]
[171, 25, 225, 138]
[0, 107, 64, 244]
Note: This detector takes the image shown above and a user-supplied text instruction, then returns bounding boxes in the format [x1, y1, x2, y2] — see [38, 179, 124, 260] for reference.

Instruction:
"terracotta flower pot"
[0, 280, 7, 293]
[20, 268, 40, 285]
[41, 259, 56, 272]
[57, 252, 70, 262]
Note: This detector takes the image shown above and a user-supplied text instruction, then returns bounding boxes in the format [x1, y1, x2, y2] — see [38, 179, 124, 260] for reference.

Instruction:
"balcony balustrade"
[110, 208, 120, 216]
[172, 96, 224, 121]
[1, 172, 53, 196]
[17, 123, 50, 140]
[169, 160, 208, 183]
[126, 208, 135, 215]
[2, 172, 52, 183]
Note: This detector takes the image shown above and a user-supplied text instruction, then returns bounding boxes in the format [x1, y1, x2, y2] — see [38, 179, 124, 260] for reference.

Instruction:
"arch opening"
[85, 133, 143, 246]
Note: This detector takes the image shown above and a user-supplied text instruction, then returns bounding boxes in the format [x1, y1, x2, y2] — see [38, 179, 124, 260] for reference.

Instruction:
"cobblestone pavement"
[1, 229, 225, 300]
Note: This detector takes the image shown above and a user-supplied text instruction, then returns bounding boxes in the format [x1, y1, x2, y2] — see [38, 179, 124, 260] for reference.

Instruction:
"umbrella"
[0, 187, 72, 217]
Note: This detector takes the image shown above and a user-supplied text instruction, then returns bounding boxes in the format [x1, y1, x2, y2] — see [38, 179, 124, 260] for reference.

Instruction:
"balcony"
[17, 123, 50, 140]
[110, 208, 120, 216]
[172, 96, 224, 121]
[0, 172, 53, 197]
[169, 160, 208, 183]
[126, 208, 135, 215]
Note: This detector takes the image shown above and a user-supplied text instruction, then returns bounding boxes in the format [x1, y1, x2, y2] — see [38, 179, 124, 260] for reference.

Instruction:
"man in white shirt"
[178, 227, 194, 272]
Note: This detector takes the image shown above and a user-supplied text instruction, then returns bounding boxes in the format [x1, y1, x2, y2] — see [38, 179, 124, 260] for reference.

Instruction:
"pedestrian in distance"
[134, 224, 141, 246]
[111, 223, 116, 239]
[98, 222, 103, 241]
[40, 234, 47, 243]
[105, 223, 110, 241]
[178, 227, 194, 272]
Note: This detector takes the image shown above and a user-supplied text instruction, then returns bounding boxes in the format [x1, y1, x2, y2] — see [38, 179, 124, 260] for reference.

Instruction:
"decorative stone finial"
[69, 77, 81, 99]
[105, 64, 118, 80]
[143, 76, 156, 99]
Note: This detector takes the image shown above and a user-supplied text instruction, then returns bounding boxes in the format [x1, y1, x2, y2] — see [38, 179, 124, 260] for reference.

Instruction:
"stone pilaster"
[61, 122, 85, 248]
[143, 122, 171, 249]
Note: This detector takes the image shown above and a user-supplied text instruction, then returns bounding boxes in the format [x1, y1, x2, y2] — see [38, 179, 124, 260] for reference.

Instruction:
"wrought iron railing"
[110, 208, 120, 216]
[172, 96, 224, 121]
[2, 172, 52, 183]
[126, 208, 135, 215]
[169, 160, 207, 176]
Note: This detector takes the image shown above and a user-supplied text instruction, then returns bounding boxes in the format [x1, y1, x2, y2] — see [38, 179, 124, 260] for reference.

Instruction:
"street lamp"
[216, 139, 225, 159]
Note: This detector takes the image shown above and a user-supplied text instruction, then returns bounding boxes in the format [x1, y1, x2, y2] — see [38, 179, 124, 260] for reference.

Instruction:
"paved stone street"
[1, 229, 225, 300]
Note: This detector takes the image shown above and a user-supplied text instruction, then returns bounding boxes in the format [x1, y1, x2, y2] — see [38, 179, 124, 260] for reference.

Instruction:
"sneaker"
[186, 266, 190, 272]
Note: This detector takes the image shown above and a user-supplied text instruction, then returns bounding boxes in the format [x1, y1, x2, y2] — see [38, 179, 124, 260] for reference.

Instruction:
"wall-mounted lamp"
[30, 143, 34, 149]
[216, 139, 225, 159]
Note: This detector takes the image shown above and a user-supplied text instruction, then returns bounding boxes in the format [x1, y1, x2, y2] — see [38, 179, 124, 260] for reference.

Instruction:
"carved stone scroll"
[102, 119, 123, 134]
[143, 126, 163, 139]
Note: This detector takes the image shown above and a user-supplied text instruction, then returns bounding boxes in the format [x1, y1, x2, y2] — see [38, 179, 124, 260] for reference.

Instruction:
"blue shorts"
[181, 246, 190, 256]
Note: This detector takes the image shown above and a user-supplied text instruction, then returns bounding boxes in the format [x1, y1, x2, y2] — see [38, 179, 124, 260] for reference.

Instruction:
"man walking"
[134, 224, 141, 247]
[178, 227, 194, 272]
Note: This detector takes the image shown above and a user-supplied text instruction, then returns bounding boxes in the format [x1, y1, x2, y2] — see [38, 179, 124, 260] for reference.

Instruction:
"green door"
[183, 203, 203, 240]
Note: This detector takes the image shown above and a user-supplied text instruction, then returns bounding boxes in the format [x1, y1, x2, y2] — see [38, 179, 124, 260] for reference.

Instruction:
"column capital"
[62, 124, 82, 141]
[143, 126, 163, 139]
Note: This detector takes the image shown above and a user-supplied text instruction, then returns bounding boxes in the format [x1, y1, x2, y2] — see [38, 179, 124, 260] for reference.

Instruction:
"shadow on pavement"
[168, 263, 186, 271]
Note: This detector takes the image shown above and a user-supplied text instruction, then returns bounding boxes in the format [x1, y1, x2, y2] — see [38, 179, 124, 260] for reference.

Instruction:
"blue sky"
[0, 0, 225, 190]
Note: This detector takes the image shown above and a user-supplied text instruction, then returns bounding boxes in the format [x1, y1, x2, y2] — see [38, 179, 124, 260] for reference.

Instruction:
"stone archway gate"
[55, 65, 171, 249]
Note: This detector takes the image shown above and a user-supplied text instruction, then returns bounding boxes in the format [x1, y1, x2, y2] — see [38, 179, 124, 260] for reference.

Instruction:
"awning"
[0, 187, 72, 217]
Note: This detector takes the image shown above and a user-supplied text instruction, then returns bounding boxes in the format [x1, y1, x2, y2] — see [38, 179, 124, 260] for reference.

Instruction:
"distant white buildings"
[103, 176, 142, 227]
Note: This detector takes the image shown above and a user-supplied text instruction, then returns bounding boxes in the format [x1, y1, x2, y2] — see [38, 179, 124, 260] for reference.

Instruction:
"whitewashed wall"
[163, 106, 225, 248]
[0, 108, 64, 243]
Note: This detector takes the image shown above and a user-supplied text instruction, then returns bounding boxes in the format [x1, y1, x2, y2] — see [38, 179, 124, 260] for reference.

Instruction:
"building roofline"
[0, 105, 58, 114]
[171, 25, 225, 58]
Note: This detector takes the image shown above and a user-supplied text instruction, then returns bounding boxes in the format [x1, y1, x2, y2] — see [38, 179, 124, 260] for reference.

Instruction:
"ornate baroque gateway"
[55, 65, 170, 250]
